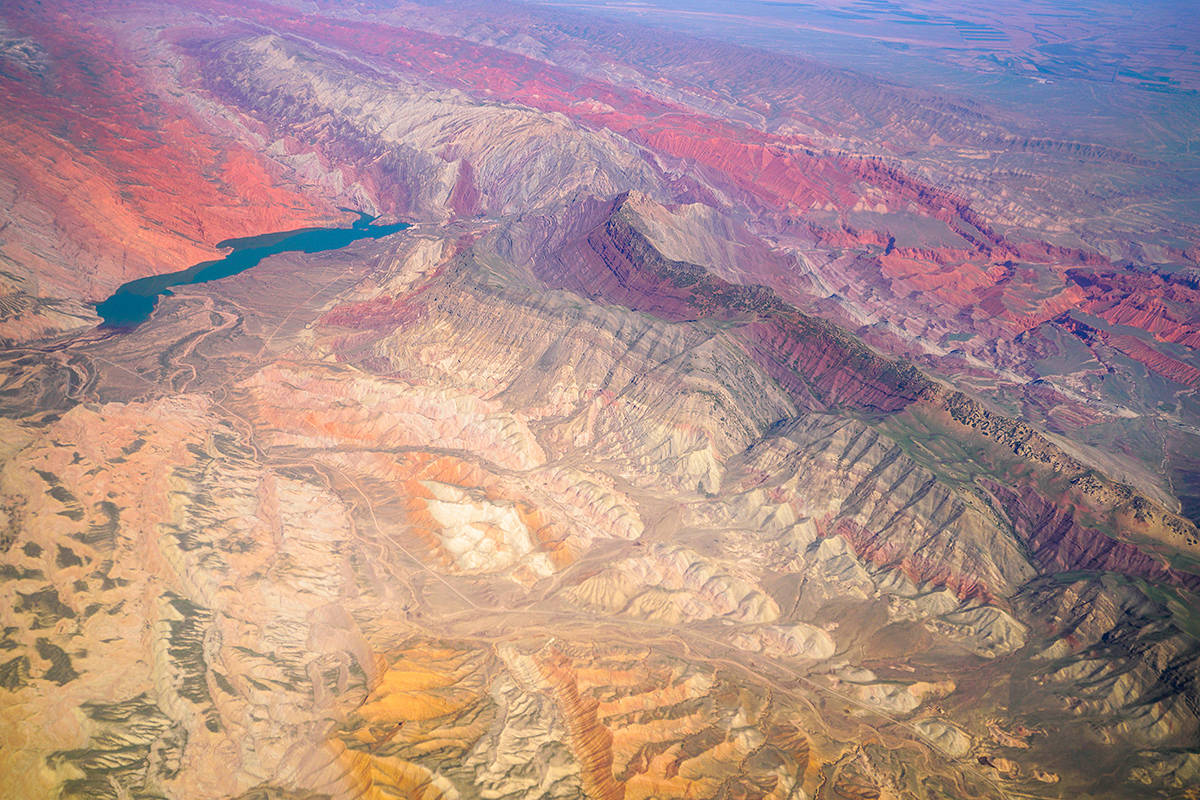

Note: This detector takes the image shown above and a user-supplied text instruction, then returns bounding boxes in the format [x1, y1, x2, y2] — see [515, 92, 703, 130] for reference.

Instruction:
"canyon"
[1, 0, 1199, 798]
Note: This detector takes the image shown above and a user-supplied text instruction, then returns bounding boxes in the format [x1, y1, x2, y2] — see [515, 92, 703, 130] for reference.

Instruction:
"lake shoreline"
[96, 215, 410, 329]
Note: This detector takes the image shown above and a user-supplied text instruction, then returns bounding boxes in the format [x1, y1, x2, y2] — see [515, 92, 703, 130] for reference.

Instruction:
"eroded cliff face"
[3, 1, 1200, 799]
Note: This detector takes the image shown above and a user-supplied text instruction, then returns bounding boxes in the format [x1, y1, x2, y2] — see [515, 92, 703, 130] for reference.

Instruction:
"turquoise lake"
[97, 215, 409, 329]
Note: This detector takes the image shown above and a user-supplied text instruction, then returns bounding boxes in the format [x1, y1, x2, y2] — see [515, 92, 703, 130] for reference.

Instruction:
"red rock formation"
[832, 518, 998, 604]
[1054, 309, 1200, 387]
[989, 483, 1200, 595]
[1106, 334, 1200, 388]
[535, 197, 932, 413]
[0, 4, 337, 301]
[1069, 269, 1200, 349]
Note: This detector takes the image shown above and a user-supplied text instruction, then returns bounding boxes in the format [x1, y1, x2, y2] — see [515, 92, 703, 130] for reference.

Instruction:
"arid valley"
[2, 1, 1200, 798]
